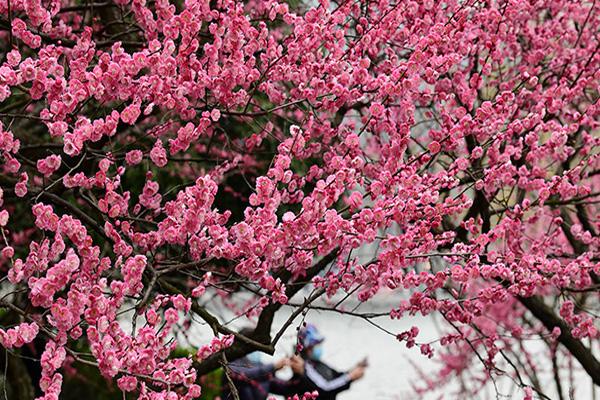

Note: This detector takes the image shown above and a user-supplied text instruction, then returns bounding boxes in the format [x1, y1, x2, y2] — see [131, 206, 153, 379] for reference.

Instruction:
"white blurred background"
[187, 288, 599, 400]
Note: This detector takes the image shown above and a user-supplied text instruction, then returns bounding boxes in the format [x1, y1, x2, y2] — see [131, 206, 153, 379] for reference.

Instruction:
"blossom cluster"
[0, 0, 598, 399]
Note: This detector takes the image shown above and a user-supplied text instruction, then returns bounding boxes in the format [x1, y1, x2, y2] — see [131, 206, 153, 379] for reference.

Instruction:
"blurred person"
[289, 323, 368, 400]
[221, 328, 300, 400]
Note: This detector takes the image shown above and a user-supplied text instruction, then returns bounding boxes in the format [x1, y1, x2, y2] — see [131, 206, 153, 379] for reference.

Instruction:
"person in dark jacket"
[290, 323, 368, 400]
[221, 351, 295, 400]
[221, 328, 302, 400]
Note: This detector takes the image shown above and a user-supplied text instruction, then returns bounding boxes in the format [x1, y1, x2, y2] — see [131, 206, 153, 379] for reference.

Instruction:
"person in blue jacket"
[292, 323, 367, 400]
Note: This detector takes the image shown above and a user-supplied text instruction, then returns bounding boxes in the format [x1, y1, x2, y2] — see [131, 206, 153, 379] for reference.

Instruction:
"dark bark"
[518, 295, 600, 386]
[193, 250, 338, 376]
